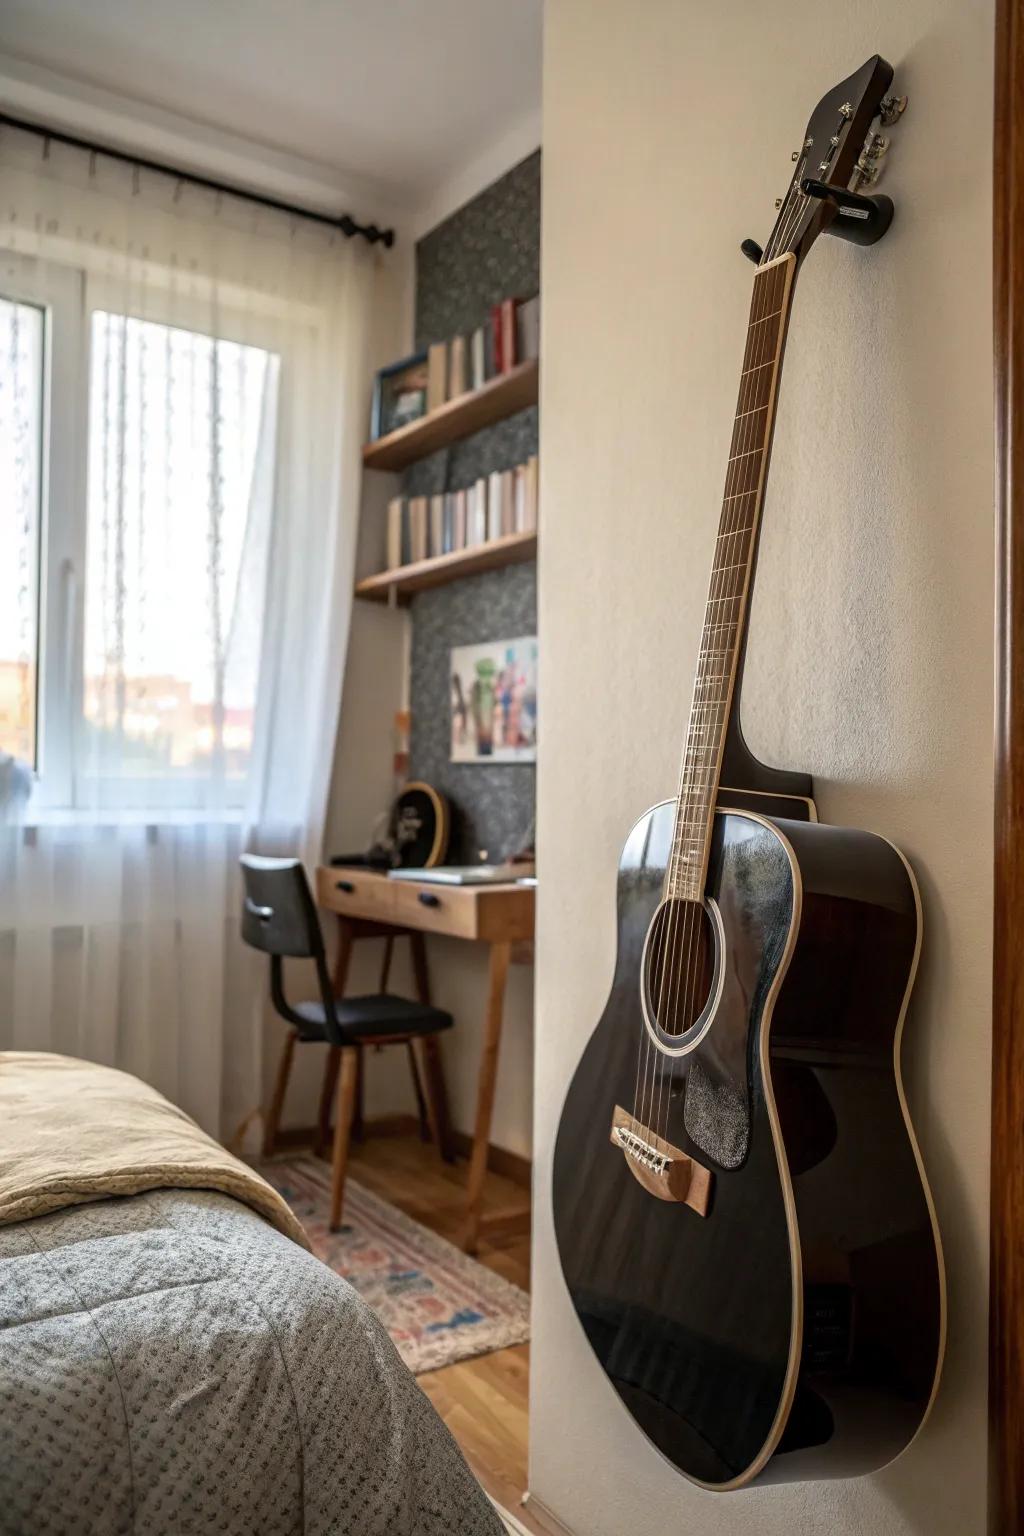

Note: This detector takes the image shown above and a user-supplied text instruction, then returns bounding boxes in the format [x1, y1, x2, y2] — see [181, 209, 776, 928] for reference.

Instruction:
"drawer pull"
[335, 879, 355, 894]
[418, 891, 441, 908]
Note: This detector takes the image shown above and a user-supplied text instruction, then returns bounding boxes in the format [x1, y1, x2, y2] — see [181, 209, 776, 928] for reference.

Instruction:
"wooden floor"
[346, 1130, 540, 1528]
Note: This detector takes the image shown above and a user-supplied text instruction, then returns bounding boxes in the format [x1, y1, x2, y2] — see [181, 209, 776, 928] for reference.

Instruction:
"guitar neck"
[666, 252, 797, 902]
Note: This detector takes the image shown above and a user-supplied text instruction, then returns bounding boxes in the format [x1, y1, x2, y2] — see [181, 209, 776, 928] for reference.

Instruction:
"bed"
[0, 1053, 505, 1535]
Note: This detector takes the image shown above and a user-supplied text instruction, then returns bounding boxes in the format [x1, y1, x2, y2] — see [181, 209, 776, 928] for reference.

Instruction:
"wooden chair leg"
[406, 1040, 430, 1141]
[263, 1029, 297, 1158]
[410, 930, 431, 1004]
[329, 1047, 360, 1232]
[314, 1045, 341, 1158]
[351, 1046, 365, 1142]
[418, 1033, 455, 1162]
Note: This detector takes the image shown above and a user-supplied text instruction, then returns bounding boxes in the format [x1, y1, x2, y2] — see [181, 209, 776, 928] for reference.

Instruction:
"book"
[430, 494, 444, 558]
[448, 334, 468, 399]
[470, 327, 486, 390]
[500, 299, 516, 372]
[484, 320, 496, 380]
[513, 466, 526, 533]
[409, 496, 428, 563]
[454, 489, 467, 550]
[490, 303, 503, 374]
[427, 341, 447, 412]
[487, 471, 503, 541]
[442, 494, 454, 554]
[525, 454, 539, 531]
[472, 479, 488, 546]
[516, 294, 540, 362]
[401, 501, 412, 565]
[501, 469, 514, 536]
[387, 497, 403, 570]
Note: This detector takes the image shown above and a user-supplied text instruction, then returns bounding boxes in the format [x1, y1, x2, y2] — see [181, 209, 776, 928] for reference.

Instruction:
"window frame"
[0, 249, 87, 810]
[1, 252, 290, 817]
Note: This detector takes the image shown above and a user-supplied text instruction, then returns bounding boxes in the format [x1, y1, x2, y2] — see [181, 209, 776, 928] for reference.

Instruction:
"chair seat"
[290, 993, 453, 1044]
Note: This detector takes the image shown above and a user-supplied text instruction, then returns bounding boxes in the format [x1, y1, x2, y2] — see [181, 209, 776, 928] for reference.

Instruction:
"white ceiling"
[0, 0, 542, 226]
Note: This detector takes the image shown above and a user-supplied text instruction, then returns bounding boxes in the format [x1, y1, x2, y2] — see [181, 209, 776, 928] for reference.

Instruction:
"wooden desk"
[315, 866, 534, 1252]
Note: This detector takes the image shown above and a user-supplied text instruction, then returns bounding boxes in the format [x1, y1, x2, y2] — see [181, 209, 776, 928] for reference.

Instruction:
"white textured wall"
[531, 2, 993, 1533]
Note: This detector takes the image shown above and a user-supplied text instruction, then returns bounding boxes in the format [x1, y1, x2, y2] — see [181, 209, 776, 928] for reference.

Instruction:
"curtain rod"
[0, 109, 396, 248]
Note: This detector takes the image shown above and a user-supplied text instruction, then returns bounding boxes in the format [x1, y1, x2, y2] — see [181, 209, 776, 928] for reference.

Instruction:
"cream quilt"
[0, 1051, 308, 1247]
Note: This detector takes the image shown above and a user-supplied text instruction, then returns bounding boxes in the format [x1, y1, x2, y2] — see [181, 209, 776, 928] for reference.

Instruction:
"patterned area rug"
[260, 1155, 530, 1374]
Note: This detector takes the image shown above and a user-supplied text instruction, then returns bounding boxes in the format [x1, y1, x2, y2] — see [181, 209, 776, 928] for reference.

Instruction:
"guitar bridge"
[610, 1105, 712, 1215]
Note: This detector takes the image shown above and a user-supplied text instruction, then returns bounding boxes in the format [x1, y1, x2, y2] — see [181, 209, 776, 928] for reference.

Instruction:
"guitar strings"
[632, 169, 809, 1145]
[638, 257, 782, 1138]
[659, 222, 803, 1142]
[659, 259, 780, 1140]
[656, 187, 809, 1142]
[634, 238, 800, 1150]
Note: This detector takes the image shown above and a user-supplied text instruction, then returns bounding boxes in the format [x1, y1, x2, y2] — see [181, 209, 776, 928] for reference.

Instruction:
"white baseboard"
[520, 1491, 577, 1536]
[490, 1492, 576, 1536]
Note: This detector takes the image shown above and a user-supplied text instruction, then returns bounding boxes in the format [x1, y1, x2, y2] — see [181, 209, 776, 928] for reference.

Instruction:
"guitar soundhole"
[643, 898, 716, 1041]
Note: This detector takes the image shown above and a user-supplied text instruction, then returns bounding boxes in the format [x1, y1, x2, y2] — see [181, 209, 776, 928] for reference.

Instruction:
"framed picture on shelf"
[370, 351, 429, 440]
[450, 636, 538, 763]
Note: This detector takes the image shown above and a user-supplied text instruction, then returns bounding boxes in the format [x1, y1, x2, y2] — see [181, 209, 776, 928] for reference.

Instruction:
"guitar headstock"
[756, 55, 908, 268]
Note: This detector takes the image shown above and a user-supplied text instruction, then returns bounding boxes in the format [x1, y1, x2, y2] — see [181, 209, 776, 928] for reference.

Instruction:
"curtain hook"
[173, 178, 183, 204]
[42, 134, 51, 161]
[89, 150, 97, 179]
[132, 165, 140, 196]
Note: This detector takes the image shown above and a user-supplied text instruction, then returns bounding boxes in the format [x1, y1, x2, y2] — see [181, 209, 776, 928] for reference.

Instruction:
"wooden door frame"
[992, 1, 1024, 1529]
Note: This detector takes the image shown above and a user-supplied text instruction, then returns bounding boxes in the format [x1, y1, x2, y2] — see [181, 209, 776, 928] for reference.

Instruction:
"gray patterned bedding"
[0, 1185, 504, 1535]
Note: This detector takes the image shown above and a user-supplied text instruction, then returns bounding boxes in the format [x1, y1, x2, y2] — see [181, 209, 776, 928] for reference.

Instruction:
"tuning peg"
[879, 93, 909, 126]
[741, 239, 763, 264]
[852, 157, 883, 188]
[864, 133, 890, 160]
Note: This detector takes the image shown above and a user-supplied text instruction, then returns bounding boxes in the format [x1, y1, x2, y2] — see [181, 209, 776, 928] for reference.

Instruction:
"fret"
[746, 306, 784, 330]
[665, 252, 796, 903]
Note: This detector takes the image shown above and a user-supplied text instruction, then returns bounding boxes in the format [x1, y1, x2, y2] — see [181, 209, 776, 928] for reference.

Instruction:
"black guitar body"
[552, 795, 944, 1489]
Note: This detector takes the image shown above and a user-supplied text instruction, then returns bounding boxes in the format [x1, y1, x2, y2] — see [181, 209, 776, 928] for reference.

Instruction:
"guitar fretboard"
[666, 253, 796, 902]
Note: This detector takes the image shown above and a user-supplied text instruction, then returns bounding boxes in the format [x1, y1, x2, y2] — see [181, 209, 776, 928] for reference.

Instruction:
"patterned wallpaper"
[405, 150, 540, 863]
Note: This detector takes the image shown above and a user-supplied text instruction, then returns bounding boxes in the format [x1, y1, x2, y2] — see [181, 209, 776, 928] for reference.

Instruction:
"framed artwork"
[370, 351, 429, 440]
[450, 635, 537, 763]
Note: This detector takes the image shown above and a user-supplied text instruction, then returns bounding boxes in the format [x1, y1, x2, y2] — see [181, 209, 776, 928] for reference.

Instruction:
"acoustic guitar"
[552, 56, 945, 1491]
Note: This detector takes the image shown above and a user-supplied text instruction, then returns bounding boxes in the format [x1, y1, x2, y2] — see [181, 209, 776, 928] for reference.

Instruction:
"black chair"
[240, 854, 453, 1230]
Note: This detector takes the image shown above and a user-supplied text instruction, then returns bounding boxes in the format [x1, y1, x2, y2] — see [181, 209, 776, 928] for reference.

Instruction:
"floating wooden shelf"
[362, 359, 539, 471]
[354, 531, 537, 604]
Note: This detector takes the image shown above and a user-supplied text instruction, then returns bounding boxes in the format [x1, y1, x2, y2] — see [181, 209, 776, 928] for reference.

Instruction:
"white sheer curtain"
[0, 126, 375, 1136]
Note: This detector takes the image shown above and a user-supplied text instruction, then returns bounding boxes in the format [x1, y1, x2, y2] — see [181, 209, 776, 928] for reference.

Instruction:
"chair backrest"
[239, 855, 326, 962]
[240, 854, 341, 1039]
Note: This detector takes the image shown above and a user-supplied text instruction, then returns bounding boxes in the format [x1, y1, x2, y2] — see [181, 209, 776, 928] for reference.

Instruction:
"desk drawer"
[319, 867, 398, 921]
[389, 878, 478, 939]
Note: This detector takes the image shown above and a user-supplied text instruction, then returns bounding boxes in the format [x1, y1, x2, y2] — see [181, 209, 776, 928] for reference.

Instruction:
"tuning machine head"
[879, 93, 909, 126]
[850, 128, 893, 191]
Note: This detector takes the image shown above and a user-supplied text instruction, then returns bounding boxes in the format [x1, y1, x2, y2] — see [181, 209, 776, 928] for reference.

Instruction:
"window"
[83, 313, 277, 806]
[0, 252, 280, 816]
[0, 297, 44, 770]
